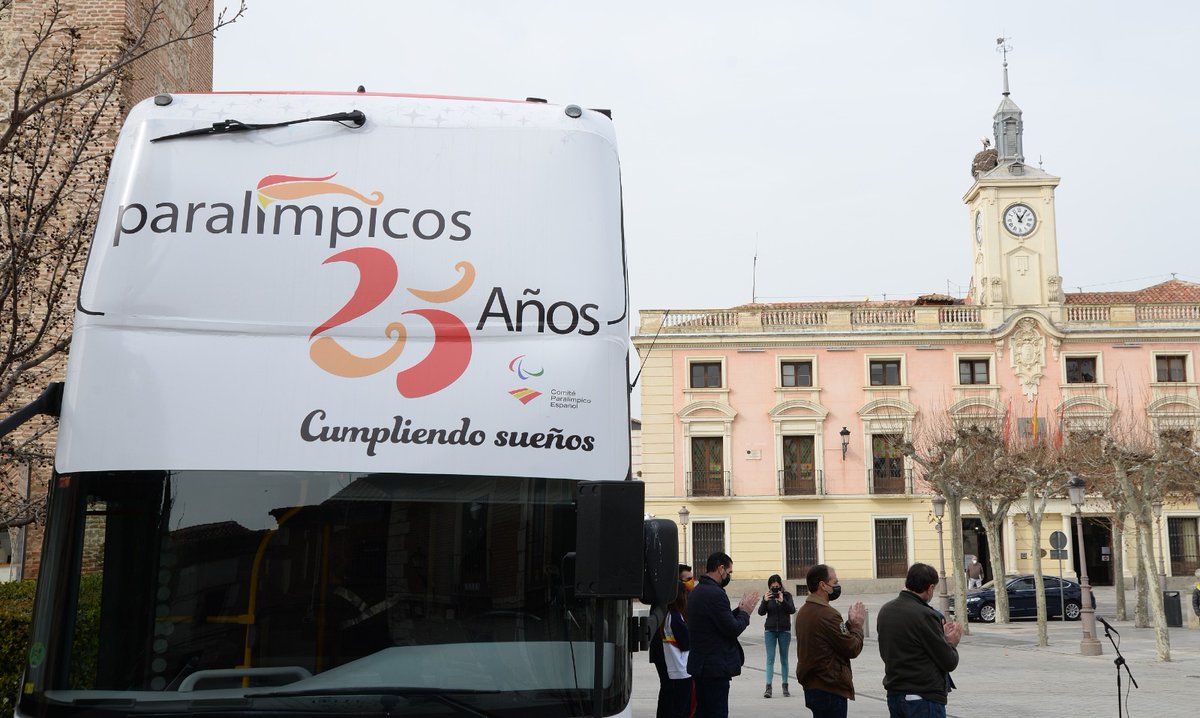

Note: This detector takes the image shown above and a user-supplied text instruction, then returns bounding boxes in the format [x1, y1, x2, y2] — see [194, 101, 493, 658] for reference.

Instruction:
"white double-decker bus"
[12, 91, 657, 718]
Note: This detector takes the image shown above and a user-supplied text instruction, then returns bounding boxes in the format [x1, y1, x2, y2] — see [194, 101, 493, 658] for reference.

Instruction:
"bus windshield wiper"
[150, 110, 366, 143]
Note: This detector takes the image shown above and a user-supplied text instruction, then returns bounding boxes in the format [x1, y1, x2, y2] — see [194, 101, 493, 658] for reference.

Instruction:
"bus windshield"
[26, 471, 630, 716]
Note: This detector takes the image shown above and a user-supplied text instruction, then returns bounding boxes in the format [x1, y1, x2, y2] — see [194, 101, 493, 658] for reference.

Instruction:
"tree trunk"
[981, 515, 1009, 623]
[1134, 532, 1149, 628]
[1134, 507, 1171, 661]
[1112, 510, 1127, 621]
[1028, 487, 1048, 646]
[947, 492, 969, 635]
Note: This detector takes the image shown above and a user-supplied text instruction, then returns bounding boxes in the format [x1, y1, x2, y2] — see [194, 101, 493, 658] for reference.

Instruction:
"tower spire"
[992, 37, 1024, 163]
[998, 36, 1012, 96]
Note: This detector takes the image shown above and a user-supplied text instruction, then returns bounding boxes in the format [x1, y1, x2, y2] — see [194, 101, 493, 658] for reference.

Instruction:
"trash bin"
[1163, 591, 1183, 627]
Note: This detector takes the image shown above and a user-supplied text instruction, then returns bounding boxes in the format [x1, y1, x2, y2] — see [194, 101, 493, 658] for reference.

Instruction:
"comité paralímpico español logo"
[259, 173, 475, 399]
[508, 354, 545, 404]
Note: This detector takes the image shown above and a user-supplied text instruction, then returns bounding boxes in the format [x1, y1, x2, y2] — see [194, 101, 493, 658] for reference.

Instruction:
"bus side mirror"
[641, 518, 679, 606]
[575, 482, 644, 598]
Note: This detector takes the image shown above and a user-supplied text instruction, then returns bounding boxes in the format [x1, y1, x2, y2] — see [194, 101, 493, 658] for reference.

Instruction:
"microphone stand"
[1101, 622, 1137, 718]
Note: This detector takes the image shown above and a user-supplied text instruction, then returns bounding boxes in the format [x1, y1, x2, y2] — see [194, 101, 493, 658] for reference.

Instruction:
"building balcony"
[868, 468, 912, 495]
[639, 305, 985, 335]
[637, 301, 1200, 337]
[778, 469, 824, 496]
[687, 470, 729, 497]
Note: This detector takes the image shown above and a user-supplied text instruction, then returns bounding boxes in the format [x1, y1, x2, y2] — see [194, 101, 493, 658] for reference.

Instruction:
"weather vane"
[996, 36, 1012, 65]
[996, 36, 1013, 95]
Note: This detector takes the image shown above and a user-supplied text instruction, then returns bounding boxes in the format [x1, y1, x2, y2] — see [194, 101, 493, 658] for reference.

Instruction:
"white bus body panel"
[57, 93, 629, 480]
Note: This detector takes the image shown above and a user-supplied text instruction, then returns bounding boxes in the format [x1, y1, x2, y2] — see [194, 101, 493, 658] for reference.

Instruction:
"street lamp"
[678, 506, 690, 567]
[1152, 500, 1166, 589]
[931, 494, 950, 616]
[1067, 475, 1103, 656]
[840, 427, 851, 461]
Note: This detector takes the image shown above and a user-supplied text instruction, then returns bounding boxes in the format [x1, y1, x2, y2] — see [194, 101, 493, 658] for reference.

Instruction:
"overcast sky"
[213, 1, 1200, 318]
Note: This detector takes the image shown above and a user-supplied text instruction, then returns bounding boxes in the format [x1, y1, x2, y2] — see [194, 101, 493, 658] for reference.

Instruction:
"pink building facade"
[633, 74, 1200, 590]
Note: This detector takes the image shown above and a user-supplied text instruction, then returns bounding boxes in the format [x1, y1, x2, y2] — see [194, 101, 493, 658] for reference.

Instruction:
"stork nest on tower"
[971, 148, 998, 178]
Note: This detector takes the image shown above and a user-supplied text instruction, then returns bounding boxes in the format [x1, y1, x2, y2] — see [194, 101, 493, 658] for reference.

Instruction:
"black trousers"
[694, 677, 731, 718]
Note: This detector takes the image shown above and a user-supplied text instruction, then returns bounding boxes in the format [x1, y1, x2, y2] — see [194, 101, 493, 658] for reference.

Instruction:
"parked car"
[949, 574, 1095, 622]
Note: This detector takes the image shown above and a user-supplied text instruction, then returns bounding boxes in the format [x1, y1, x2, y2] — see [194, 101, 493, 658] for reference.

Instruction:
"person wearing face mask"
[686, 552, 759, 718]
[758, 574, 796, 698]
[652, 564, 696, 718]
[877, 563, 961, 717]
[794, 564, 866, 718]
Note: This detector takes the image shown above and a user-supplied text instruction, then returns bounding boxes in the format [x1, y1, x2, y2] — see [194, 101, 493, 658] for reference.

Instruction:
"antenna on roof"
[752, 236, 759, 304]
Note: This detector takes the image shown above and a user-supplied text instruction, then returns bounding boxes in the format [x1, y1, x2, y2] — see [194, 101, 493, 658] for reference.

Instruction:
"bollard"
[863, 608, 870, 638]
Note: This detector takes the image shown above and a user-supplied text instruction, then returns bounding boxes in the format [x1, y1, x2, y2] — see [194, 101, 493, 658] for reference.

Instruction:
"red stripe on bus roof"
[177, 91, 535, 104]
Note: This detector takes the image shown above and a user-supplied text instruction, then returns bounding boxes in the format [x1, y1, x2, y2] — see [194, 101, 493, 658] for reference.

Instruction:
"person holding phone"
[758, 574, 796, 698]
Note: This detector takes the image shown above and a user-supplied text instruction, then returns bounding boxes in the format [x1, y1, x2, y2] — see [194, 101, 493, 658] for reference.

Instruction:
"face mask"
[770, 586, 782, 593]
[827, 584, 842, 601]
[720, 569, 731, 588]
[684, 578, 697, 592]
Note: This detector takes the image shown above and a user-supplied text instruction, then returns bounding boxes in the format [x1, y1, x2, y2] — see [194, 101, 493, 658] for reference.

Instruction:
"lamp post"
[678, 506, 690, 568]
[839, 427, 851, 461]
[1067, 475, 1103, 656]
[1152, 500, 1166, 589]
[932, 494, 950, 616]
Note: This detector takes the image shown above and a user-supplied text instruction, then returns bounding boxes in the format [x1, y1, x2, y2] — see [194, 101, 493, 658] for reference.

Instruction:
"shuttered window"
[691, 520, 726, 570]
[785, 520, 819, 581]
[874, 518, 908, 578]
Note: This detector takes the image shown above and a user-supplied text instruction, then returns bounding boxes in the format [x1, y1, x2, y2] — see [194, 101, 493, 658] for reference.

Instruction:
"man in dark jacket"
[877, 563, 961, 717]
[794, 564, 865, 717]
[686, 552, 759, 718]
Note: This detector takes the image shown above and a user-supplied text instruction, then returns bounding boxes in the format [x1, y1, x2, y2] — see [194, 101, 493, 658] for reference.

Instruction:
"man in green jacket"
[877, 563, 962, 717]
[794, 564, 865, 717]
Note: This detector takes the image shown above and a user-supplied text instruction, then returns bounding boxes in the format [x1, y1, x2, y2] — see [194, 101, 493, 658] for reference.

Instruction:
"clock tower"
[964, 47, 1063, 325]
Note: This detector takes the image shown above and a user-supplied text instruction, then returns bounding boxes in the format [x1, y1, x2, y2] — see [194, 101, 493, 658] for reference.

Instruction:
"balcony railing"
[687, 470, 729, 497]
[778, 469, 823, 496]
[851, 308, 915, 326]
[868, 468, 912, 495]
[1066, 305, 1111, 323]
[1137, 304, 1200, 322]
[638, 302, 1200, 337]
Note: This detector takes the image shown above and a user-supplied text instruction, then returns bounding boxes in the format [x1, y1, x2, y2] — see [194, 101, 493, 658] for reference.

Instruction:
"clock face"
[974, 211, 983, 244]
[1003, 203, 1037, 237]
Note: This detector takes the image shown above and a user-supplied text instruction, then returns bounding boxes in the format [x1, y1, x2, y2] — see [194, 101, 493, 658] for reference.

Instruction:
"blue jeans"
[887, 693, 947, 717]
[764, 629, 791, 684]
[803, 688, 847, 718]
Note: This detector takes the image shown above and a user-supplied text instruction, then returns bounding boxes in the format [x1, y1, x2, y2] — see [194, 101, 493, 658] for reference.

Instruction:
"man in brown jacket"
[794, 564, 866, 718]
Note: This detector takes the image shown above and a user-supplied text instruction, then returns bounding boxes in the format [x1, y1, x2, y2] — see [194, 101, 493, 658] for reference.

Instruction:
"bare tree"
[1073, 408, 1199, 661]
[895, 410, 1004, 633]
[956, 424, 1023, 624]
[0, 1, 244, 531]
[997, 436, 1070, 646]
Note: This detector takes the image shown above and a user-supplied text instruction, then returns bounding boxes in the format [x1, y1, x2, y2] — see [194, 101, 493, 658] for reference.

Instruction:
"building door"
[782, 436, 817, 495]
[962, 518, 1003, 583]
[871, 435, 905, 494]
[1070, 516, 1112, 586]
[689, 437, 724, 496]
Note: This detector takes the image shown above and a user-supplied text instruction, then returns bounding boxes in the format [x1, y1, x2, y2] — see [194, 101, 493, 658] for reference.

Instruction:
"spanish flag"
[1031, 401, 1039, 443]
